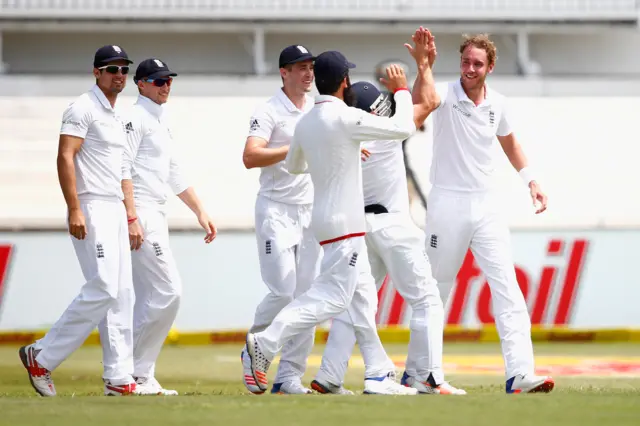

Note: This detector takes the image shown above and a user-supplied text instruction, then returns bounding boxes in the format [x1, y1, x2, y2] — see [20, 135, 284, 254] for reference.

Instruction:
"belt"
[364, 203, 388, 215]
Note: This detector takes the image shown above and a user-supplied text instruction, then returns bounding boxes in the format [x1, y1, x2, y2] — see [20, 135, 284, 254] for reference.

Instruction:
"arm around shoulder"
[348, 89, 416, 143]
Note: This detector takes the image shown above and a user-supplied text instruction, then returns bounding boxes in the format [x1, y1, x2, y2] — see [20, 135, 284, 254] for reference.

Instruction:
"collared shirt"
[247, 88, 314, 205]
[361, 138, 410, 215]
[429, 80, 512, 192]
[59, 84, 127, 201]
[122, 95, 189, 208]
[285, 90, 415, 244]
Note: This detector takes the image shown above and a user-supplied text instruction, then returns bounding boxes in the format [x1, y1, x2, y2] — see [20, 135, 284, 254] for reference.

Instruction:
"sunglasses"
[143, 77, 173, 87]
[98, 65, 130, 75]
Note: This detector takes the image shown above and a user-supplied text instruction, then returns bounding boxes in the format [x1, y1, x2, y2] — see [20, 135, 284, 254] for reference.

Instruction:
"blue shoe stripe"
[400, 371, 410, 385]
[505, 376, 517, 394]
[271, 383, 283, 394]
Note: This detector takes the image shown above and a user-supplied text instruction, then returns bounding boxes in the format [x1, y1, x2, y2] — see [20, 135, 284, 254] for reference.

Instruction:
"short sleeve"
[60, 102, 91, 139]
[247, 104, 276, 142]
[434, 82, 449, 109]
[497, 99, 513, 137]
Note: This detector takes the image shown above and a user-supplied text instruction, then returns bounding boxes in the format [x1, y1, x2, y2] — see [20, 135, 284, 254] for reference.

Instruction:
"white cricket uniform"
[254, 90, 416, 379]
[121, 95, 189, 379]
[316, 136, 446, 386]
[425, 80, 534, 379]
[34, 84, 134, 385]
[246, 89, 322, 384]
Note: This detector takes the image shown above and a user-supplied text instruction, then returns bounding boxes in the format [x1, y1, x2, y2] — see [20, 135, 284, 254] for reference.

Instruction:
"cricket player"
[121, 58, 217, 396]
[19, 45, 138, 396]
[242, 47, 436, 395]
[423, 33, 554, 394]
[311, 28, 465, 396]
[241, 45, 321, 394]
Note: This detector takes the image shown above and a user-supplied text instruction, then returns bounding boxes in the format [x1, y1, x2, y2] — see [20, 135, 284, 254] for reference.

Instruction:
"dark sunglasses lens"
[105, 66, 129, 74]
[152, 78, 171, 87]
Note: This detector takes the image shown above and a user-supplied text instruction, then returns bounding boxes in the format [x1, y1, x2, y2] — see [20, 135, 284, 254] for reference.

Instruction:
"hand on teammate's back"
[379, 64, 408, 93]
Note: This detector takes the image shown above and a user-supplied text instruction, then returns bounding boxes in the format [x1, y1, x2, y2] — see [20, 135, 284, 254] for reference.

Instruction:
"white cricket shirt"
[59, 84, 127, 201]
[122, 95, 189, 209]
[285, 90, 416, 244]
[430, 80, 512, 192]
[361, 139, 410, 215]
[247, 88, 314, 205]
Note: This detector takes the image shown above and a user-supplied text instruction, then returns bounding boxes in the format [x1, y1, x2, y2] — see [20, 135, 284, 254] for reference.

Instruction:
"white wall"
[1, 94, 638, 230]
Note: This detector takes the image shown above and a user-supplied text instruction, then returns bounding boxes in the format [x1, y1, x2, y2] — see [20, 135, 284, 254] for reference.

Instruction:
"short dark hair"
[316, 74, 347, 96]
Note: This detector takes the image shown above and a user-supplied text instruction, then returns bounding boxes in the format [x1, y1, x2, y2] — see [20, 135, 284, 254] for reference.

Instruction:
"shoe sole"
[311, 380, 330, 394]
[19, 346, 47, 397]
[528, 379, 555, 393]
[244, 334, 267, 393]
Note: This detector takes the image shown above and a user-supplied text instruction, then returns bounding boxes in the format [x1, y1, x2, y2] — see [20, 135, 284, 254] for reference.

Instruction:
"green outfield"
[1, 343, 639, 426]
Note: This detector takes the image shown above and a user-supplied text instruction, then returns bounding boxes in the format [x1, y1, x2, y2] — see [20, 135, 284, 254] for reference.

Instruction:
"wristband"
[518, 167, 536, 186]
[128, 217, 137, 224]
[393, 87, 409, 94]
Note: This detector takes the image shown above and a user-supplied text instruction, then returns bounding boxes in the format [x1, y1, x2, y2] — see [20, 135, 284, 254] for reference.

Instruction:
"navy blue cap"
[352, 81, 394, 117]
[134, 58, 178, 83]
[279, 45, 315, 68]
[93, 45, 133, 68]
[314, 51, 356, 85]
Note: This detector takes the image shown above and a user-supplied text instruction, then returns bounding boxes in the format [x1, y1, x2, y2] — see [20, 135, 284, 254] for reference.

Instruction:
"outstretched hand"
[404, 26, 436, 68]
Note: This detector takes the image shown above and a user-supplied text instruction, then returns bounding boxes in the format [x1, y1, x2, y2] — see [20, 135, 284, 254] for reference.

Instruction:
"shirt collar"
[91, 84, 115, 111]
[276, 88, 309, 113]
[135, 94, 164, 118]
[454, 79, 492, 107]
[314, 94, 345, 106]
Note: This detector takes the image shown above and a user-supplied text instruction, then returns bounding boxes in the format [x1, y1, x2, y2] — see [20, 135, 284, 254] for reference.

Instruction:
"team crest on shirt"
[250, 119, 260, 131]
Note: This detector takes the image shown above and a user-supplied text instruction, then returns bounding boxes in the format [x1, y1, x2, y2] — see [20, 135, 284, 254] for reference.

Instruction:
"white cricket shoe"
[135, 376, 178, 396]
[241, 333, 271, 394]
[271, 380, 312, 394]
[104, 380, 138, 396]
[19, 344, 56, 397]
[364, 373, 418, 395]
[401, 371, 467, 395]
[506, 374, 555, 394]
[310, 379, 355, 395]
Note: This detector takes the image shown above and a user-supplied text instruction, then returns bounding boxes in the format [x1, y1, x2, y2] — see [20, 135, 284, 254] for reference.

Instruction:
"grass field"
[1, 342, 639, 426]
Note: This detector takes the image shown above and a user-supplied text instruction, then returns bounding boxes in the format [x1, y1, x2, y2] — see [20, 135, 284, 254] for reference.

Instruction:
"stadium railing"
[0, 0, 637, 21]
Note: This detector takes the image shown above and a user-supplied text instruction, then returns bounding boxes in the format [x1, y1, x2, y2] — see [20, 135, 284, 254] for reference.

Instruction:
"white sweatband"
[518, 167, 536, 186]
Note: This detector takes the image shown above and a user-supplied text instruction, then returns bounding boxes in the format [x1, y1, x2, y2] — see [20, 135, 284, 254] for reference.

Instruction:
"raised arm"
[405, 27, 440, 128]
[348, 65, 416, 143]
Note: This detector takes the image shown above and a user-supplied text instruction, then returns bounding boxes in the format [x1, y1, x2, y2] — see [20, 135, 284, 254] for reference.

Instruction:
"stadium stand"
[1, 0, 637, 21]
[1, 0, 639, 231]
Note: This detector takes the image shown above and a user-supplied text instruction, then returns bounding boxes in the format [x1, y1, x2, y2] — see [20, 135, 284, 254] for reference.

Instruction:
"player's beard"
[343, 77, 357, 107]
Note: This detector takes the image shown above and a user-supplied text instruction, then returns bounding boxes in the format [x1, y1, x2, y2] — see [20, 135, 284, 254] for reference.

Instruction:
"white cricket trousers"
[255, 236, 393, 379]
[317, 214, 445, 386]
[251, 196, 322, 384]
[425, 187, 535, 379]
[131, 206, 181, 379]
[35, 198, 134, 385]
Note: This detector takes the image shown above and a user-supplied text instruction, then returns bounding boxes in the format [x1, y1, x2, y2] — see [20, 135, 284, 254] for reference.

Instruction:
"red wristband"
[393, 87, 409, 94]
[128, 217, 137, 224]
